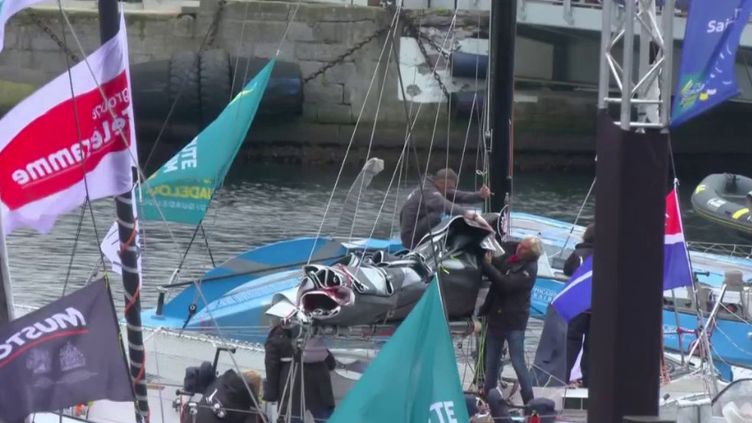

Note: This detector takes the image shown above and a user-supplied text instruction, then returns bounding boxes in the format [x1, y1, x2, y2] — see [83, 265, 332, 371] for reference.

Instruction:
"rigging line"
[229, 1, 253, 101]
[404, 12, 460, 247]
[177, 279, 270, 423]
[354, 135, 409, 279]
[388, 55, 419, 239]
[276, 0, 303, 58]
[141, 0, 233, 172]
[556, 177, 596, 258]
[445, 28, 456, 178]
[61, 205, 87, 297]
[390, 14, 449, 309]
[150, 328, 168, 423]
[347, 19, 399, 241]
[57, 8, 185, 264]
[306, 8, 402, 265]
[200, 224, 216, 267]
[55, 0, 108, 291]
[470, 10, 483, 193]
[449, 14, 486, 211]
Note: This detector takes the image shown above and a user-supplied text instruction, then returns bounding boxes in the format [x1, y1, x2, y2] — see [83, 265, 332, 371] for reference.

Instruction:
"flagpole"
[97, 0, 149, 421]
[0, 210, 14, 323]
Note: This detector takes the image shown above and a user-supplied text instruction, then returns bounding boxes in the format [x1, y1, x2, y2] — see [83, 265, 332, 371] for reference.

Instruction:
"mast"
[97, 0, 149, 420]
[0, 214, 14, 323]
[488, 0, 516, 212]
[590, 0, 672, 421]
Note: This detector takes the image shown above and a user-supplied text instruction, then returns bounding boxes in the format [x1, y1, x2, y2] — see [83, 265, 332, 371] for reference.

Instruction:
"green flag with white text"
[139, 59, 275, 224]
[328, 278, 470, 423]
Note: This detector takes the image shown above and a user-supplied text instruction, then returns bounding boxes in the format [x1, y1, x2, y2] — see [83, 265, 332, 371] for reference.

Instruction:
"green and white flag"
[139, 59, 275, 224]
[329, 278, 470, 423]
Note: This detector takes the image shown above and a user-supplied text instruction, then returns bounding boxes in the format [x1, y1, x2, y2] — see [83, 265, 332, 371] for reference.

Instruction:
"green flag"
[139, 59, 275, 224]
[329, 278, 470, 423]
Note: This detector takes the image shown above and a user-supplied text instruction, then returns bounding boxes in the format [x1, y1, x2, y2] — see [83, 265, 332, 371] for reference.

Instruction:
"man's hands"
[479, 185, 492, 199]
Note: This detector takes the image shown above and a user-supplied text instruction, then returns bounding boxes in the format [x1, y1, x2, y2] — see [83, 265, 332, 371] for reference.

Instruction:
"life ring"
[691, 173, 752, 233]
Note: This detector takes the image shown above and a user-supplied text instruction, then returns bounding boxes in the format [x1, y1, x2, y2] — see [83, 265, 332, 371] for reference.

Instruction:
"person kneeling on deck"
[399, 167, 491, 249]
[563, 223, 594, 388]
[264, 323, 336, 423]
[479, 236, 542, 406]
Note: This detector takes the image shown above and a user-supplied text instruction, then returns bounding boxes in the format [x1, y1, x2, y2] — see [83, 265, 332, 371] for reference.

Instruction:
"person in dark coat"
[182, 369, 264, 423]
[479, 236, 542, 405]
[399, 168, 491, 249]
[264, 324, 336, 423]
[563, 223, 594, 387]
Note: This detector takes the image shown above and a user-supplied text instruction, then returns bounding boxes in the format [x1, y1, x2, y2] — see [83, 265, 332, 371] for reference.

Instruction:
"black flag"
[0, 279, 133, 422]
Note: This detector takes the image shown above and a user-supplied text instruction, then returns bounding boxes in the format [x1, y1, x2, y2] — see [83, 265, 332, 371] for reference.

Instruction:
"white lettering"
[12, 169, 29, 185]
[20, 325, 41, 340]
[429, 402, 446, 423]
[26, 159, 52, 180]
[164, 157, 179, 173]
[12, 114, 129, 185]
[112, 116, 126, 134]
[34, 319, 59, 334]
[47, 149, 75, 171]
[5, 332, 25, 347]
[51, 307, 86, 328]
[707, 9, 743, 33]
[0, 307, 87, 364]
[91, 130, 103, 150]
[164, 137, 199, 173]
[0, 344, 10, 360]
[71, 144, 82, 162]
[443, 402, 457, 423]
[428, 401, 459, 423]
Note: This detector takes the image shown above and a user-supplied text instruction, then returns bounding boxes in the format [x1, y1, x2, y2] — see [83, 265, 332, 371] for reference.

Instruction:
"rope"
[306, 8, 401, 265]
[56, 7, 185, 267]
[556, 178, 596, 258]
[347, 20, 398, 241]
[403, 11, 459, 247]
[54, 0, 108, 295]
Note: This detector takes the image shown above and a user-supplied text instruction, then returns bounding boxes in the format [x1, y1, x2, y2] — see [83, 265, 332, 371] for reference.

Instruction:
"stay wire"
[142, 0, 235, 172]
[306, 8, 401, 265]
[56, 0, 107, 294]
[57, 7, 185, 268]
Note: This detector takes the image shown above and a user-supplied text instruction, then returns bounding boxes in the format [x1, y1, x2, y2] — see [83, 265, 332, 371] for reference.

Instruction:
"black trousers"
[566, 312, 591, 386]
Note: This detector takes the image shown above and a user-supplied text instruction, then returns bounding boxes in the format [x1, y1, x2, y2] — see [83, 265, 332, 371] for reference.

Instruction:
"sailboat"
[4, 0, 750, 422]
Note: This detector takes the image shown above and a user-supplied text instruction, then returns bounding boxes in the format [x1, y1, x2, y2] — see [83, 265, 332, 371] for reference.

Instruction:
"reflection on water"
[7, 164, 749, 312]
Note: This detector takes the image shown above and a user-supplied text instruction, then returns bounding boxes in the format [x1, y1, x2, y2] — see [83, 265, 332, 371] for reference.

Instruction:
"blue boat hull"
[142, 212, 752, 368]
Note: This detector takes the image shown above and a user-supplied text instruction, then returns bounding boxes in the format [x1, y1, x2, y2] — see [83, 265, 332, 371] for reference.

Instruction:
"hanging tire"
[199, 49, 232, 126]
[168, 51, 201, 125]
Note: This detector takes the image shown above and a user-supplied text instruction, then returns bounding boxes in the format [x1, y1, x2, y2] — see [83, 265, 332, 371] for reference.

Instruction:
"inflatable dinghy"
[692, 173, 752, 234]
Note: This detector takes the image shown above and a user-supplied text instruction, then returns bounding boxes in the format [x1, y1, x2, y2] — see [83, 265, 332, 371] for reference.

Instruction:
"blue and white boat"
[141, 210, 752, 369]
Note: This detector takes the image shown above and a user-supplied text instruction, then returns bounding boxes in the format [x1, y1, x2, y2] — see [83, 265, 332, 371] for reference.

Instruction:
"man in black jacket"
[479, 236, 542, 405]
[563, 223, 594, 387]
[399, 168, 491, 249]
[264, 324, 336, 423]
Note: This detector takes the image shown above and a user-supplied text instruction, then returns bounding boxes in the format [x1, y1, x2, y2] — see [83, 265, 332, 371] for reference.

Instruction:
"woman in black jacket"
[479, 236, 542, 405]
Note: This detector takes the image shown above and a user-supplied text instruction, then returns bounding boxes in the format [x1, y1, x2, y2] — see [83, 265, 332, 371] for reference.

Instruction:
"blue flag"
[328, 278, 470, 423]
[671, 0, 752, 127]
[552, 189, 694, 321]
[551, 256, 594, 322]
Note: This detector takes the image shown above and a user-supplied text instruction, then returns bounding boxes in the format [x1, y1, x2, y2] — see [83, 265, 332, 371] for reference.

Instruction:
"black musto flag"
[0, 279, 133, 422]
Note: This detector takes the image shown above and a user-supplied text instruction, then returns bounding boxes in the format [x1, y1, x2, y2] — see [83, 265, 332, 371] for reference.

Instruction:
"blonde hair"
[523, 236, 543, 259]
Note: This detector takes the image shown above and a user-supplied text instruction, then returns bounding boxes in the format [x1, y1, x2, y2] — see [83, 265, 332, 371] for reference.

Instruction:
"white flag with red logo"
[0, 15, 137, 234]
